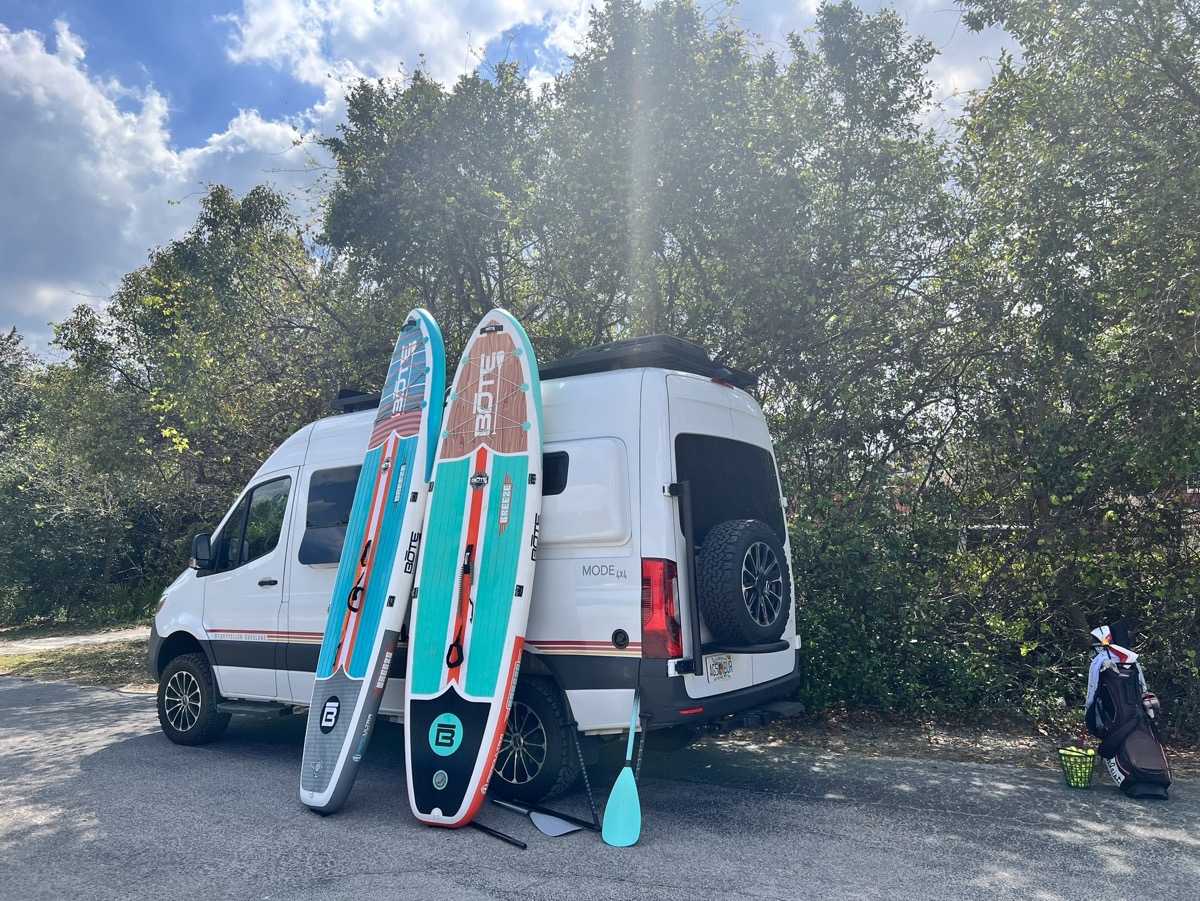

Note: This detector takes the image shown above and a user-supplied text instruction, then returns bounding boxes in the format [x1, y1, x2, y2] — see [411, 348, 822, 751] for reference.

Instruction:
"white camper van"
[149, 335, 802, 800]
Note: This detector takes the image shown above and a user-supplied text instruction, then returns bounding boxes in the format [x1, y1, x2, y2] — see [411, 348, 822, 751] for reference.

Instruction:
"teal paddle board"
[301, 308, 445, 814]
[404, 308, 542, 828]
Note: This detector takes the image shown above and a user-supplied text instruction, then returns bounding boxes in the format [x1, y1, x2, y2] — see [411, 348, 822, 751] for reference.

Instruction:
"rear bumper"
[638, 649, 803, 729]
[540, 647, 802, 731]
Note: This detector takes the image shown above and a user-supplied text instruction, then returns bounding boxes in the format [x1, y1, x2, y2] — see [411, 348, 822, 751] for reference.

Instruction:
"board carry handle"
[445, 543, 476, 669]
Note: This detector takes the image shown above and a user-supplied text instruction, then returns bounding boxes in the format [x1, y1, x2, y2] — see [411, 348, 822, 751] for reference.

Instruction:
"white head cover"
[1090, 624, 1138, 664]
[1086, 624, 1145, 709]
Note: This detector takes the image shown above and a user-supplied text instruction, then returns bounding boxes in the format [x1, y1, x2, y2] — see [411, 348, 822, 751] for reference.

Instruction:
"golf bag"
[1085, 622, 1171, 800]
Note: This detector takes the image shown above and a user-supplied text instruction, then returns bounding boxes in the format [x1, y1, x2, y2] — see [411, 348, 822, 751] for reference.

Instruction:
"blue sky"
[0, 1, 1013, 356]
[1, 1, 322, 148]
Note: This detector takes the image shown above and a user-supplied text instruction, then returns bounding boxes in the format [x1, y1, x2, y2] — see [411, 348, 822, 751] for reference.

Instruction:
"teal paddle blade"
[601, 766, 641, 847]
[602, 690, 642, 847]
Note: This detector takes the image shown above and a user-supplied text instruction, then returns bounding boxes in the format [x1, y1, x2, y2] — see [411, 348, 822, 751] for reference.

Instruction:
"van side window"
[211, 476, 292, 573]
[543, 452, 568, 496]
[674, 435, 785, 544]
[299, 465, 361, 565]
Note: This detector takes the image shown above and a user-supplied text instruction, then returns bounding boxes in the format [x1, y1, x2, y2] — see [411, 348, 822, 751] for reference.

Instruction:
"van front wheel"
[157, 653, 231, 746]
[697, 519, 791, 645]
[491, 676, 579, 803]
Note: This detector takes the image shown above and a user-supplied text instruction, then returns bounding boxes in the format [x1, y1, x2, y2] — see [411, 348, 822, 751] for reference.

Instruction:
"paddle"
[491, 798, 583, 837]
[601, 689, 641, 847]
[468, 820, 527, 849]
[522, 799, 600, 832]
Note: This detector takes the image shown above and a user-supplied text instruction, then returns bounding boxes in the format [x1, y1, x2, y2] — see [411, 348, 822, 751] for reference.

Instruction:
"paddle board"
[404, 308, 542, 827]
[301, 308, 445, 814]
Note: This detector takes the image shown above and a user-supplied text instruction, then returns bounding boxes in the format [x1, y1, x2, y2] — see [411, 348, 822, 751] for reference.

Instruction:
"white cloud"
[0, 20, 320, 355]
[226, 0, 594, 86]
[220, 0, 1012, 105]
[540, 0, 591, 56]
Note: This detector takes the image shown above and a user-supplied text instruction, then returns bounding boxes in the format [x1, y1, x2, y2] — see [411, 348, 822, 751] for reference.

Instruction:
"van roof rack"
[330, 389, 380, 414]
[539, 334, 756, 389]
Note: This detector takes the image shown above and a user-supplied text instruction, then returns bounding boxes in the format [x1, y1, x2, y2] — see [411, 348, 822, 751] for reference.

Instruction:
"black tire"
[491, 676, 579, 802]
[156, 652, 231, 746]
[696, 519, 791, 645]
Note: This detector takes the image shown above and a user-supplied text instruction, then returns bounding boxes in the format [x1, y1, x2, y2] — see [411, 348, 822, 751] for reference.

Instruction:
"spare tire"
[696, 519, 790, 645]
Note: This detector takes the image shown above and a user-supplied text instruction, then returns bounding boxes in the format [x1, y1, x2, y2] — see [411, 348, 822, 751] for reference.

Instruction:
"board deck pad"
[300, 308, 445, 814]
[404, 308, 542, 827]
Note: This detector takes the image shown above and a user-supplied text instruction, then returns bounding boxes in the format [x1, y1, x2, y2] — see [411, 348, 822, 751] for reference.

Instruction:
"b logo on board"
[319, 697, 341, 734]
[429, 713, 464, 756]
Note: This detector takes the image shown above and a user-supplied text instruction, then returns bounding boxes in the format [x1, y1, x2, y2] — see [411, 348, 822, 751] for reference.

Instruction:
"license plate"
[705, 653, 733, 683]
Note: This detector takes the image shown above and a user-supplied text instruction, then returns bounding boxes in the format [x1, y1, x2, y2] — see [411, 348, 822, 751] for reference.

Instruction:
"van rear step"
[704, 701, 805, 735]
[701, 640, 791, 655]
[674, 640, 791, 675]
[216, 700, 296, 718]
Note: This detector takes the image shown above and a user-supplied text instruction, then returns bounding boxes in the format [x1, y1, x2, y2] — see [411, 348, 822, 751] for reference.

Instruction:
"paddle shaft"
[622, 698, 638, 762]
[469, 820, 527, 849]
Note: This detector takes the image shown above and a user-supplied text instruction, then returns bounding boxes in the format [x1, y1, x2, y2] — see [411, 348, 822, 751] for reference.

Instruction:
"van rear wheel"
[697, 519, 790, 645]
[157, 653, 231, 746]
[492, 676, 579, 802]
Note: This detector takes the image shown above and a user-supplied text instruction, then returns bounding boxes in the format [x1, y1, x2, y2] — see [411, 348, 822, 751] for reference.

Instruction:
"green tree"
[0, 331, 149, 622]
[532, 0, 763, 344]
[766, 4, 977, 713]
[0, 330, 43, 621]
[539, 0, 964, 490]
[952, 0, 1200, 727]
[56, 185, 338, 494]
[543, 0, 976, 712]
[0, 329, 35, 444]
[8, 184, 342, 623]
[321, 63, 542, 354]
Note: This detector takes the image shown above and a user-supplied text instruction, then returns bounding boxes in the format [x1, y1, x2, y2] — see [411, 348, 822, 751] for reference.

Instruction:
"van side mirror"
[191, 533, 213, 571]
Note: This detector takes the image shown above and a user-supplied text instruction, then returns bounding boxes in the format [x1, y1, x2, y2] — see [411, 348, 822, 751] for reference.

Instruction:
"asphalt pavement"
[1, 676, 1196, 900]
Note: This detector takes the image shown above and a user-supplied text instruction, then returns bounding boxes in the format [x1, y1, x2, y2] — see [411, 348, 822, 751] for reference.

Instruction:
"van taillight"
[641, 559, 682, 659]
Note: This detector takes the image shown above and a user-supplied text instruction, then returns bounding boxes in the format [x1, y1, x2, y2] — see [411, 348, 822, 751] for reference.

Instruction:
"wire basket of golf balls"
[1057, 746, 1096, 789]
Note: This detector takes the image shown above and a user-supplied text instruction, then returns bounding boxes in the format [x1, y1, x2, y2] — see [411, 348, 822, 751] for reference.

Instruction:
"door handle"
[258, 578, 279, 587]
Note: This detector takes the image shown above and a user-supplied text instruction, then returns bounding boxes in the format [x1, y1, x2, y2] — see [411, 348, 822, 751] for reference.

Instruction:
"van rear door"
[666, 375, 796, 699]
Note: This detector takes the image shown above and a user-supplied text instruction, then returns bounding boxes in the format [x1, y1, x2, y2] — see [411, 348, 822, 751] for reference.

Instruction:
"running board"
[216, 700, 296, 718]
